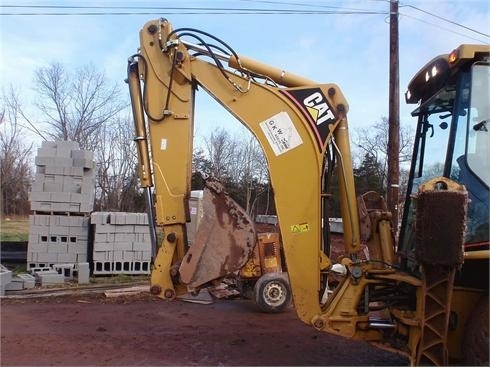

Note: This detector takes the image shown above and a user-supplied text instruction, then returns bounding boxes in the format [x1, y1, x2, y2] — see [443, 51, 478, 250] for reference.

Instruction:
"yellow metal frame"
[128, 19, 488, 365]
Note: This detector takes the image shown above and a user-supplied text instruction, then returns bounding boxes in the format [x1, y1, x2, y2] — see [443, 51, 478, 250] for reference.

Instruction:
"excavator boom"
[128, 18, 487, 366]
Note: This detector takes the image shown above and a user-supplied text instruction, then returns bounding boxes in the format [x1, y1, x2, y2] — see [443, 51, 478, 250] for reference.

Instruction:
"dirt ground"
[1, 290, 408, 366]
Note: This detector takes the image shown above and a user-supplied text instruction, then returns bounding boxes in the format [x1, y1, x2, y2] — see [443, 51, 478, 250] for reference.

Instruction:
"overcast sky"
[1, 0, 489, 149]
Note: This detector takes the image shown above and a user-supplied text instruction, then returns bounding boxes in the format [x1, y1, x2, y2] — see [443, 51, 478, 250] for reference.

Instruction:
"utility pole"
[388, 0, 400, 232]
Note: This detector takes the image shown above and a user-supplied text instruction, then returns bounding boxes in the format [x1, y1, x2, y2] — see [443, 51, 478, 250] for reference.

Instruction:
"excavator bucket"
[179, 177, 257, 289]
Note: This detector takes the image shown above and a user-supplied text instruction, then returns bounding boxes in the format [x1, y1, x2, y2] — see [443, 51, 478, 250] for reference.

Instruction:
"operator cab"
[399, 45, 489, 280]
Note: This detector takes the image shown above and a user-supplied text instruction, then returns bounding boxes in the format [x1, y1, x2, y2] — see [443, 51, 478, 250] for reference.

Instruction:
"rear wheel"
[253, 272, 292, 313]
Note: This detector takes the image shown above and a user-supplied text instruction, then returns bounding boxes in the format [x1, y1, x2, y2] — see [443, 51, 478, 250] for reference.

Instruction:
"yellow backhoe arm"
[128, 18, 361, 325]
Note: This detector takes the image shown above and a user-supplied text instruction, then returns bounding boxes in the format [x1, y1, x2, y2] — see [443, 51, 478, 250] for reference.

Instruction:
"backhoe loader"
[127, 18, 489, 365]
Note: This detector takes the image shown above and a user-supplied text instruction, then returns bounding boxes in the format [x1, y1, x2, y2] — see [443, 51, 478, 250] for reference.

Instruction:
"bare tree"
[95, 115, 141, 211]
[231, 134, 268, 214]
[33, 62, 125, 151]
[353, 117, 414, 196]
[203, 127, 269, 216]
[204, 128, 235, 181]
[0, 88, 33, 216]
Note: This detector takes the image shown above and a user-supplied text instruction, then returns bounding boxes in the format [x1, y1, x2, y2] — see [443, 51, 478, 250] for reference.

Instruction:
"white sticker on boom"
[259, 111, 303, 156]
[160, 138, 167, 150]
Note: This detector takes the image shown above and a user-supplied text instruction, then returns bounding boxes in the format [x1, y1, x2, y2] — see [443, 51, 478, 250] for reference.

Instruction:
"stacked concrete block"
[30, 140, 95, 214]
[91, 212, 151, 275]
[35, 270, 65, 286]
[27, 214, 90, 273]
[187, 190, 204, 246]
[0, 264, 13, 296]
[4, 273, 36, 292]
[27, 141, 95, 284]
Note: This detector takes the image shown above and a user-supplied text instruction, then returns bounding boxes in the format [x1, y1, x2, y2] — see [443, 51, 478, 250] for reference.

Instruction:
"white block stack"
[27, 215, 90, 273]
[91, 212, 151, 275]
[30, 141, 95, 213]
[27, 141, 95, 279]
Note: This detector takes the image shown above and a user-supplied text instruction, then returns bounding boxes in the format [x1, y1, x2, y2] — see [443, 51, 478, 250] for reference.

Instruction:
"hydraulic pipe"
[127, 57, 157, 258]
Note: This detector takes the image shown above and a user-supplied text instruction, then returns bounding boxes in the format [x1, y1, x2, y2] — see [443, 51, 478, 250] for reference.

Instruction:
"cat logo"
[303, 92, 335, 126]
[281, 87, 337, 150]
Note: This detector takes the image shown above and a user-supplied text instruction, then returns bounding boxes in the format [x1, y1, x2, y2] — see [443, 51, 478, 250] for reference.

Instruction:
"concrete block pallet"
[27, 141, 95, 282]
[27, 214, 90, 273]
[30, 140, 95, 215]
[91, 212, 151, 275]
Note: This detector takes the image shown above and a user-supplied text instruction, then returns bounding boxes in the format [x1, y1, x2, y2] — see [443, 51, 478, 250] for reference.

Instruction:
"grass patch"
[1, 216, 29, 242]
[90, 274, 150, 285]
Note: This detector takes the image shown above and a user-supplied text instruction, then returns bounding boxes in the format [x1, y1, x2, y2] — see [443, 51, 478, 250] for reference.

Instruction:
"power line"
[401, 3, 489, 38]
[0, 3, 386, 16]
[400, 12, 488, 43]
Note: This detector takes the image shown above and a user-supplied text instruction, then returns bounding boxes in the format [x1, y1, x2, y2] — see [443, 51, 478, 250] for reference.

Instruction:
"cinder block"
[125, 213, 138, 225]
[30, 192, 51, 202]
[69, 225, 88, 236]
[73, 158, 93, 169]
[49, 192, 71, 203]
[71, 149, 93, 160]
[37, 271, 65, 285]
[113, 251, 124, 261]
[123, 251, 135, 261]
[30, 180, 44, 192]
[28, 243, 48, 253]
[79, 202, 93, 213]
[48, 243, 67, 253]
[28, 264, 53, 274]
[5, 279, 24, 291]
[70, 193, 82, 204]
[93, 242, 113, 252]
[73, 243, 88, 253]
[141, 251, 152, 261]
[94, 224, 116, 233]
[133, 251, 143, 261]
[93, 261, 112, 274]
[76, 253, 88, 262]
[90, 212, 104, 224]
[58, 253, 77, 263]
[41, 141, 57, 149]
[35, 155, 53, 166]
[115, 225, 134, 233]
[132, 242, 151, 251]
[134, 225, 150, 234]
[27, 252, 38, 262]
[53, 263, 76, 278]
[114, 242, 132, 251]
[93, 251, 110, 261]
[45, 165, 65, 175]
[0, 265, 13, 287]
[77, 262, 90, 284]
[37, 252, 59, 263]
[55, 140, 79, 155]
[43, 182, 63, 192]
[139, 214, 149, 225]
[51, 225, 69, 236]
[37, 147, 57, 157]
[115, 233, 135, 242]
[18, 273, 36, 289]
[94, 233, 108, 243]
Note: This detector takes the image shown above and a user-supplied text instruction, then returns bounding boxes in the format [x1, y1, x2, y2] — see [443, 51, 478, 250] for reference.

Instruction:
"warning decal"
[290, 223, 310, 233]
[259, 111, 303, 156]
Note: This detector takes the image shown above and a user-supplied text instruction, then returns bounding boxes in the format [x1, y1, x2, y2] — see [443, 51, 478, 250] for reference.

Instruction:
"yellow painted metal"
[332, 119, 361, 254]
[136, 18, 362, 324]
[228, 54, 316, 87]
[464, 250, 490, 260]
[447, 287, 486, 361]
[127, 60, 153, 188]
[130, 18, 449, 365]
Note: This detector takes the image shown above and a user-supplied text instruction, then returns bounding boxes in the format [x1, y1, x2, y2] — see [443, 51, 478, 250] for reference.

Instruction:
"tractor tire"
[253, 272, 292, 313]
[463, 295, 489, 366]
